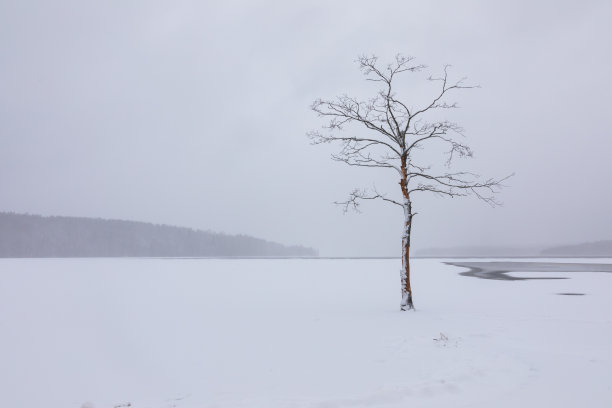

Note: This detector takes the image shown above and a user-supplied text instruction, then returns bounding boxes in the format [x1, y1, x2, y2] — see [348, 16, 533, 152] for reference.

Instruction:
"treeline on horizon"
[415, 242, 612, 258]
[0, 212, 317, 258]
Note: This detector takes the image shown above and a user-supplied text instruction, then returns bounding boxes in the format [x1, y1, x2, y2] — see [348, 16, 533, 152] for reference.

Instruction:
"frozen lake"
[1, 258, 611, 408]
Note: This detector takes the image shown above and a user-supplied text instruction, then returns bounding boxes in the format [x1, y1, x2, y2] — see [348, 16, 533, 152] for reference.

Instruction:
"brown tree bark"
[401, 237, 414, 311]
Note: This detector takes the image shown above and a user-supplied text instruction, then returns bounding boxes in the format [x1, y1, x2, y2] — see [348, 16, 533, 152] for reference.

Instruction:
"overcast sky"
[1, 0, 611, 256]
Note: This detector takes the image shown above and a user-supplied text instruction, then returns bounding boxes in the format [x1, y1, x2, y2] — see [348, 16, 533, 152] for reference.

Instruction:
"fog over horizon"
[2, 0, 611, 256]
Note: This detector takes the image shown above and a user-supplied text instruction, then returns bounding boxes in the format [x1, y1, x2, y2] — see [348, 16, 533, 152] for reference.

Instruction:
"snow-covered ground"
[1, 258, 611, 408]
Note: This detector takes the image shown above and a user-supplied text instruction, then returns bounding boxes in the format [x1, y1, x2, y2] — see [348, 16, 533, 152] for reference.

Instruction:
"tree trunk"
[399, 154, 415, 311]
[400, 202, 414, 311]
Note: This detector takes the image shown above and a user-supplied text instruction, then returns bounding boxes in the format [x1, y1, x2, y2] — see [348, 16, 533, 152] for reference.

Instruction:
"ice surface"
[0, 258, 611, 407]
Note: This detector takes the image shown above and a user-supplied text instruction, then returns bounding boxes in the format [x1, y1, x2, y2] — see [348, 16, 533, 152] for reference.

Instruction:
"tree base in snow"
[400, 293, 414, 311]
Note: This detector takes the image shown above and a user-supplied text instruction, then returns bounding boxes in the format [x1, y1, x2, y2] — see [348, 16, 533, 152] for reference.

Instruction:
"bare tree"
[308, 54, 510, 311]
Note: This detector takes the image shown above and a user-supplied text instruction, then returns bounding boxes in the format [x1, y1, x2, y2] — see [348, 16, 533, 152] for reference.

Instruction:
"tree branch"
[336, 187, 403, 213]
[408, 173, 513, 207]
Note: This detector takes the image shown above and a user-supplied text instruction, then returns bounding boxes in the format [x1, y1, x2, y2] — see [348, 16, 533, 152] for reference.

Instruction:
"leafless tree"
[308, 54, 510, 311]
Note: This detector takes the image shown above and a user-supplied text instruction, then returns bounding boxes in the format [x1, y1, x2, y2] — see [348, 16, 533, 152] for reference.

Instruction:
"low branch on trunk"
[409, 173, 513, 207]
[336, 188, 403, 213]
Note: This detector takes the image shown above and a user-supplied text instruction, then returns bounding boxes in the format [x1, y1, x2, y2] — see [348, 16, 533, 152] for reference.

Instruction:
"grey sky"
[1, 0, 611, 256]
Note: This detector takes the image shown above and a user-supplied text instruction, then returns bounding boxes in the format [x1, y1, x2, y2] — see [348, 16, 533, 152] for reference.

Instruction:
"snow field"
[0, 258, 610, 407]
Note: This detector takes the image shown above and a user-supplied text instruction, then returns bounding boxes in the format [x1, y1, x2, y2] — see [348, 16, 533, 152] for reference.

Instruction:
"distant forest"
[540, 240, 612, 257]
[415, 241, 612, 258]
[0, 212, 317, 258]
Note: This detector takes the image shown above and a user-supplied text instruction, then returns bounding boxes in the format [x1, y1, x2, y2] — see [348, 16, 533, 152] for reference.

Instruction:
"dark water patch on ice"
[446, 261, 612, 281]
[557, 293, 586, 296]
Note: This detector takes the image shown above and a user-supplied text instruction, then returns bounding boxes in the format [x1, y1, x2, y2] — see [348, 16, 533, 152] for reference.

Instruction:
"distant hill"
[415, 241, 612, 258]
[540, 240, 612, 257]
[414, 246, 542, 258]
[0, 212, 317, 258]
